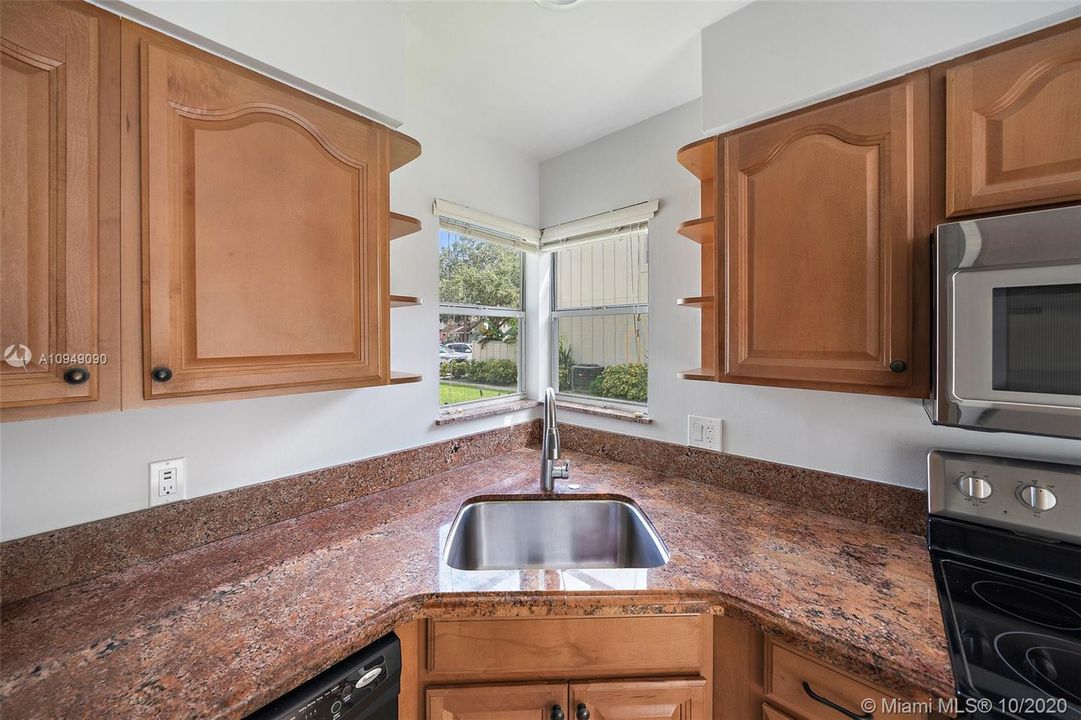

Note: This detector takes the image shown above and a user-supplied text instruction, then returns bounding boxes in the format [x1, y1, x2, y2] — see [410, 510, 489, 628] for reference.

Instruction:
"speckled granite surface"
[0, 449, 951, 719]
[1, 421, 541, 602]
[560, 425, 927, 535]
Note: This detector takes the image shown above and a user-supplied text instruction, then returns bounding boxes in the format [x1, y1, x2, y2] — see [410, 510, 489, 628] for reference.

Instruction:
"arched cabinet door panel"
[127, 25, 389, 400]
[947, 21, 1081, 216]
[721, 73, 930, 397]
[0, 1, 121, 419]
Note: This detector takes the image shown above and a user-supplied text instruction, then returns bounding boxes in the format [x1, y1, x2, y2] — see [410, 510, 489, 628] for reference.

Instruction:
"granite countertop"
[0, 449, 953, 718]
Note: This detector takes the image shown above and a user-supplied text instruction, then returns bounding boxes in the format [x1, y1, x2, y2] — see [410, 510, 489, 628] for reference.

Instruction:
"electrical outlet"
[688, 415, 722, 452]
[149, 457, 186, 507]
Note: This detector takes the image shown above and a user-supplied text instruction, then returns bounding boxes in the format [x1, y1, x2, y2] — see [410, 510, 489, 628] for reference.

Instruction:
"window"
[438, 223, 526, 407]
[550, 224, 649, 405]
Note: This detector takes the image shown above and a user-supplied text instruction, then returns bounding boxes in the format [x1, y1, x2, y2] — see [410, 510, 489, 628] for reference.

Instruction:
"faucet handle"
[553, 459, 570, 480]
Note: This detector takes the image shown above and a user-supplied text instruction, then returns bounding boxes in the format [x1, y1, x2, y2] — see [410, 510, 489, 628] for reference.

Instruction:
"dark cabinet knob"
[576, 704, 590, 720]
[63, 367, 90, 385]
[889, 359, 907, 373]
[151, 367, 173, 383]
[551, 705, 565, 720]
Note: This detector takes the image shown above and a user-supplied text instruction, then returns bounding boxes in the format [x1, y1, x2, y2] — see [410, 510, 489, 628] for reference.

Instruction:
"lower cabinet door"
[427, 682, 569, 720]
[570, 678, 706, 720]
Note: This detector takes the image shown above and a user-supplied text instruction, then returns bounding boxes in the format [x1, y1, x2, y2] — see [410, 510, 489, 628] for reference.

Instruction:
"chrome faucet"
[540, 387, 570, 492]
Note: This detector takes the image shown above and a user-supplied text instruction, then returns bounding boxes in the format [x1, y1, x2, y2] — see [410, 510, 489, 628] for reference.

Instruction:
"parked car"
[439, 343, 472, 361]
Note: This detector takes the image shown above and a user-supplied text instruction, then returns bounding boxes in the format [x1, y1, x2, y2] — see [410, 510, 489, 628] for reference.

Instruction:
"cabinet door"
[427, 683, 568, 720]
[722, 73, 929, 396]
[570, 678, 706, 720]
[126, 25, 388, 400]
[1, 1, 120, 417]
[947, 21, 1081, 216]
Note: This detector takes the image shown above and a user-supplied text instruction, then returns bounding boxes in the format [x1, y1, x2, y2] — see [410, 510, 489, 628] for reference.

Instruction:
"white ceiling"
[404, 0, 748, 160]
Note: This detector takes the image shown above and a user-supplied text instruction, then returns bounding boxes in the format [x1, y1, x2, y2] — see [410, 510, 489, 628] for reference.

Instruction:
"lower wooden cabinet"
[402, 615, 713, 720]
[571, 678, 706, 720]
[427, 682, 567, 720]
[426, 679, 705, 720]
[763, 639, 927, 720]
[400, 617, 934, 720]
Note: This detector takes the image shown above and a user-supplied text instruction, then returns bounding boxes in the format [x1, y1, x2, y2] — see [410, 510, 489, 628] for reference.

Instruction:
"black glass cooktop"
[929, 518, 1081, 720]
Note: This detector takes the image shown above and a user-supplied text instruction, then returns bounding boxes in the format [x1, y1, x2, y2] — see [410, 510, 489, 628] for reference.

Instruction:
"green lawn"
[439, 381, 515, 405]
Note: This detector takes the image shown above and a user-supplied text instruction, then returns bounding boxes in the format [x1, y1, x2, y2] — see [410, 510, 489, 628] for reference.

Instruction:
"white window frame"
[437, 206, 531, 411]
[547, 222, 650, 410]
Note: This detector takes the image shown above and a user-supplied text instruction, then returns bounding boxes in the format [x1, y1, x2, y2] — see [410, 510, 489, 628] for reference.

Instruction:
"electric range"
[928, 451, 1081, 720]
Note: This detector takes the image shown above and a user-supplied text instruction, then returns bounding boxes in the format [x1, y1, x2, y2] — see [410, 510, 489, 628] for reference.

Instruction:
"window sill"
[555, 400, 652, 424]
[435, 398, 541, 426]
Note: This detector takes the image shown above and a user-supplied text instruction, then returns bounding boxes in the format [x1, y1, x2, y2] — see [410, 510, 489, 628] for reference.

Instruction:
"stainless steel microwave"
[925, 205, 1081, 440]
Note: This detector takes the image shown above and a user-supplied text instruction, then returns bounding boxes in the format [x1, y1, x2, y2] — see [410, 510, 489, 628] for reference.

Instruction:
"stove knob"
[956, 475, 993, 500]
[1017, 484, 1057, 512]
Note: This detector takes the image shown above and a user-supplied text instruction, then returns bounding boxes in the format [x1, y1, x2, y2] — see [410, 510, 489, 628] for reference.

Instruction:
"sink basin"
[442, 495, 670, 571]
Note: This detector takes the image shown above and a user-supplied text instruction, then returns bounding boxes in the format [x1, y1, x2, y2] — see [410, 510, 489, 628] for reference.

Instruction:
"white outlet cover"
[149, 457, 186, 507]
[687, 415, 722, 452]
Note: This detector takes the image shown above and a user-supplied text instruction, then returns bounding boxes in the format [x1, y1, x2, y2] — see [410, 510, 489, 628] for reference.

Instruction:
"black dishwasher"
[246, 632, 400, 720]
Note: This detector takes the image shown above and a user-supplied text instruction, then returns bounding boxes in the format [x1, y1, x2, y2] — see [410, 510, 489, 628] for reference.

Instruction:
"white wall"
[701, 1, 1079, 134]
[97, 0, 406, 126]
[539, 99, 1081, 491]
[0, 110, 540, 542]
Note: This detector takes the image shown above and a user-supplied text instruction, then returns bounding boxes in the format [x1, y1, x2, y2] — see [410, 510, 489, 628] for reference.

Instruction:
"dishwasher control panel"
[245, 633, 401, 720]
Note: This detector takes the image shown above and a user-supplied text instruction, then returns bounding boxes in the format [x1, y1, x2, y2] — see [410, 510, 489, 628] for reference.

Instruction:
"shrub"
[557, 339, 575, 390]
[589, 363, 648, 403]
[449, 359, 469, 378]
[462, 359, 517, 386]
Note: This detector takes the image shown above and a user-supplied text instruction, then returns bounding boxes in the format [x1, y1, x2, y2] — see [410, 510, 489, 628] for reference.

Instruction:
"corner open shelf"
[677, 137, 717, 181]
[677, 367, 716, 381]
[389, 371, 422, 385]
[676, 136, 720, 383]
[389, 130, 422, 172]
[677, 217, 715, 244]
[389, 131, 424, 385]
[390, 212, 422, 241]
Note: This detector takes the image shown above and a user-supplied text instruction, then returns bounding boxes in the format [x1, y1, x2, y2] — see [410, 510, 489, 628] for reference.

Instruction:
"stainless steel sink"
[442, 496, 670, 571]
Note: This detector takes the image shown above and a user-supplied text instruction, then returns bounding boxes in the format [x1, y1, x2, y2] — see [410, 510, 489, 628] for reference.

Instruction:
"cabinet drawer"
[764, 640, 926, 720]
[427, 615, 704, 680]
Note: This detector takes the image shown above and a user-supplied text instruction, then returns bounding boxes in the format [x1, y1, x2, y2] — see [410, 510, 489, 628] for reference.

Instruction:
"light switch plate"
[688, 415, 722, 452]
[149, 457, 186, 507]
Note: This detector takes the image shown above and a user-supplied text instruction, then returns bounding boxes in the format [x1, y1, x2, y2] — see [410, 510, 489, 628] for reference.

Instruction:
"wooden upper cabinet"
[123, 24, 389, 400]
[946, 20, 1081, 216]
[570, 678, 706, 720]
[720, 72, 930, 397]
[427, 683, 568, 720]
[0, 1, 120, 418]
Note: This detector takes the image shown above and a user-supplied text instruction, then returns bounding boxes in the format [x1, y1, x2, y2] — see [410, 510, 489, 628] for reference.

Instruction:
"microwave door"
[949, 264, 1081, 438]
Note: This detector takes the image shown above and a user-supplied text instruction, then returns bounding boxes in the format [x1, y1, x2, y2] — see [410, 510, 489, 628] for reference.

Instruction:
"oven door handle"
[802, 681, 873, 720]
